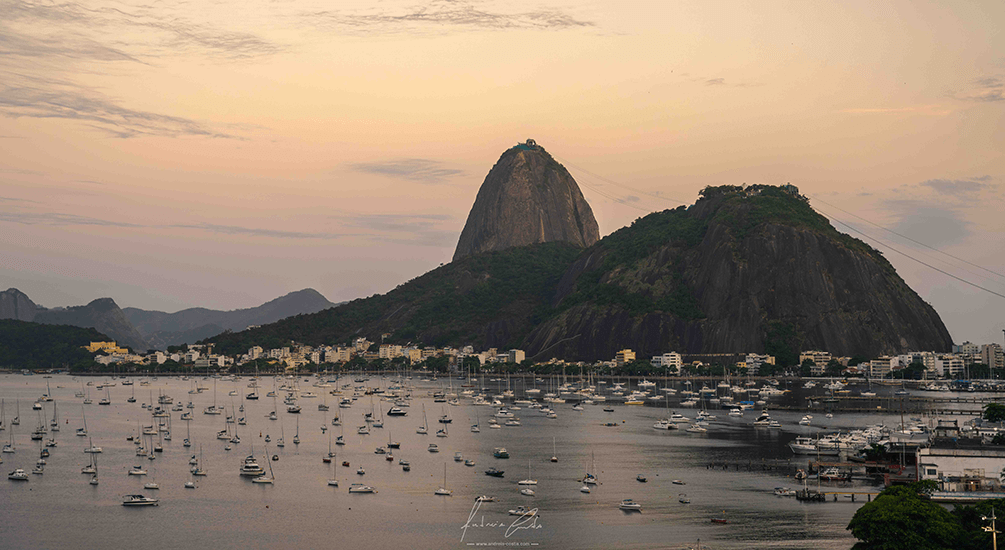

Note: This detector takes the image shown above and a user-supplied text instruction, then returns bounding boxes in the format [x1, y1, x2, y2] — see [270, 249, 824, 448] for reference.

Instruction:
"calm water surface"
[0, 374, 915, 549]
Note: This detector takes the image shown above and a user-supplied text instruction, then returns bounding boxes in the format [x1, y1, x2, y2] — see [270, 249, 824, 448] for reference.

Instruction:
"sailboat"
[518, 460, 537, 485]
[3, 421, 15, 453]
[252, 446, 275, 484]
[434, 463, 452, 495]
[550, 437, 558, 463]
[49, 402, 59, 431]
[89, 453, 99, 485]
[277, 421, 285, 448]
[76, 406, 88, 436]
[13, 399, 20, 425]
[471, 409, 480, 433]
[293, 416, 300, 445]
[127, 383, 136, 403]
[0, 399, 5, 432]
[191, 445, 207, 476]
[184, 419, 192, 447]
[327, 453, 338, 486]
[335, 421, 345, 446]
[582, 451, 598, 485]
[417, 404, 428, 435]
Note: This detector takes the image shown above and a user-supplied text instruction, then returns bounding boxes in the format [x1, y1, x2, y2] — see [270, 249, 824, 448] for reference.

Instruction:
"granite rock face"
[0, 288, 41, 321]
[453, 140, 600, 261]
[523, 185, 954, 362]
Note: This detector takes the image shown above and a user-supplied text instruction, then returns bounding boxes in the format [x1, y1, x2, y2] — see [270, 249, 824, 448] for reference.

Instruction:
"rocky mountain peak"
[453, 140, 600, 261]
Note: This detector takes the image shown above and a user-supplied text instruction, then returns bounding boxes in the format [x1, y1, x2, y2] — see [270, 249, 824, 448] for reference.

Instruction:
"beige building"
[615, 349, 635, 367]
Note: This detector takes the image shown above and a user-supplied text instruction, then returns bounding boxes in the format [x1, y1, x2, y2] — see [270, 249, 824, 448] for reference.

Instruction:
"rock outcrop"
[523, 185, 954, 362]
[34, 298, 149, 352]
[453, 140, 600, 261]
[0, 288, 41, 321]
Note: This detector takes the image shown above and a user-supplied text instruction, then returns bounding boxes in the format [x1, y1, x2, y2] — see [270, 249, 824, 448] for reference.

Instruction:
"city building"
[651, 352, 682, 371]
[615, 349, 635, 367]
[507, 349, 525, 364]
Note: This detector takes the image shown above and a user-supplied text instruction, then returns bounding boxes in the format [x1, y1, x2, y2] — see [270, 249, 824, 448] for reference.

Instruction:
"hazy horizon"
[2, 0, 1003, 345]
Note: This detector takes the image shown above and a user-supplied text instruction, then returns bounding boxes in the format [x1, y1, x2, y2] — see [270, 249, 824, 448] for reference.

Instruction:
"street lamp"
[983, 506, 1000, 550]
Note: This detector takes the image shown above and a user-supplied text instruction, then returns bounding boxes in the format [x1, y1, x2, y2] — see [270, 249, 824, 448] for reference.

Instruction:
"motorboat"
[508, 506, 536, 516]
[348, 483, 375, 493]
[239, 455, 265, 477]
[493, 448, 509, 459]
[128, 466, 147, 475]
[636, 474, 647, 483]
[774, 487, 797, 497]
[475, 495, 495, 502]
[485, 468, 504, 478]
[8, 468, 28, 480]
[428, 443, 439, 453]
[678, 494, 691, 504]
[519, 488, 535, 496]
[122, 494, 159, 506]
[619, 499, 642, 512]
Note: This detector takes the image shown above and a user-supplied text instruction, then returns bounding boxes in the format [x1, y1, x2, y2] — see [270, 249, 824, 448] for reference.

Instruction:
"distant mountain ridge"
[123, 289, 336, 349]
[0, 288, 335, 351]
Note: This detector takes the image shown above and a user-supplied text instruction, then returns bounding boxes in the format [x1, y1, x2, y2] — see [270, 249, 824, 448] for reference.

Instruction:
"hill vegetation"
[0, 320, 105, 370]
[207, 242, 583, 355]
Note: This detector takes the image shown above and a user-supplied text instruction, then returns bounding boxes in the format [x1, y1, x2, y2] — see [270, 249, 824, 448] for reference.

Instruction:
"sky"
[1, 0, 1003, 346]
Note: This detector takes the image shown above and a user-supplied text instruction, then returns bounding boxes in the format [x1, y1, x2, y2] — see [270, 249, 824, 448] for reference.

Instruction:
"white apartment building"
[981, 344, 1004, 370]
[248, 346, 263, 360]
[651, 352, 682, 371]
[799, 350, 831, 376]
[744, 353, 776, 375]
[379, 344, 403, 359]
[935, 355, 965, 377]
[508, 349, 525, 364]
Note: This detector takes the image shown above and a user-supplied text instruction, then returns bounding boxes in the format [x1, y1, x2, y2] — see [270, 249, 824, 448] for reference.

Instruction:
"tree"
[984, 403, 1005, 423]
[825, 359, 845, 377]
[799, 358, 815, 377]
[847, 481, 961, 549]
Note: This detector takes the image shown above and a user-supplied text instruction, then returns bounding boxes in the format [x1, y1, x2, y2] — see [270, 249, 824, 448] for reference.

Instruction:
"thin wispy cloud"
[0, 80, 236, 139]
[349, 159, 464, 183]
[0, 209, 140, 227]
[304, 0, 594, 35]
[949, 75, 1004, 103]
[171, 223, 356, 240]
[337, 213, 457, 247]
[919, 177, 992, 196]
[0, 0, 281, 139]
[840, 105, 953, 115]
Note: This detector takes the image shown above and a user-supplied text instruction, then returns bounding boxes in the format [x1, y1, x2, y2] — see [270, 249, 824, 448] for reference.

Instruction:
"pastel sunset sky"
[2, 0, 1003, 345]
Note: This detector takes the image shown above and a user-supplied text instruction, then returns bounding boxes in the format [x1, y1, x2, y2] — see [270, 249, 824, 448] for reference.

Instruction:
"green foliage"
[0, 320, 104, 371]
[847, 482, 962, 549]
[207, 242, 582, 355]
[984, 403, 1005, 423]
[825, 359, 845, 376]
[762, 320, 803, 368]
[595, 206, 707, 267]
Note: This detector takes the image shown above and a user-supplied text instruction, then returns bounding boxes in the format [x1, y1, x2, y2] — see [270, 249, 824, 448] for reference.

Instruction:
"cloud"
[840, 105, 953, 115]
[303, 0, 594, 35]
[881, 200, 974, 248]
[617, 195, 640, 204]
[0, 76, 238, 138]
[171, 223, 356, 240]
[0, 0, 280, 139]
[949, 75, 1004, 103]
[705, 78, 725, 86]
[349, 159, 464, 183]
[338, 213, 457, 247]
[0, 209, 140, 227]
[919, 177, 993, 196]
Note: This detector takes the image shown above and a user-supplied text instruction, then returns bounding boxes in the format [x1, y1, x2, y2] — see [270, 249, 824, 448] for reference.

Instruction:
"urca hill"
[209, 149, 952, 364]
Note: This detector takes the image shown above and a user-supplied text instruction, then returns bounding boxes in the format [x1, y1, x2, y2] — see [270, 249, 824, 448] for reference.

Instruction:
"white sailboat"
[434, 463, 452, 495]
[417, 404, 428, 434]
[518, 460, 537, 485]
[550, 436, 558, 463]
[252, 446, 275, 484]
[327, 453, 338, 487]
